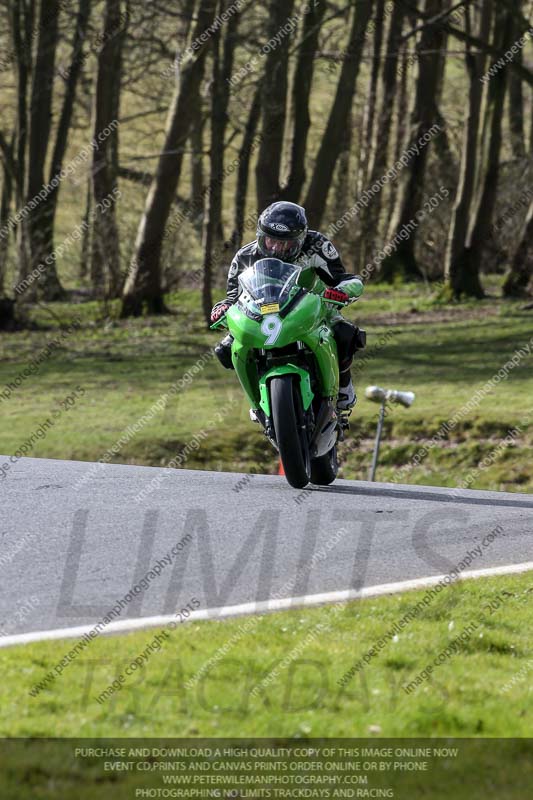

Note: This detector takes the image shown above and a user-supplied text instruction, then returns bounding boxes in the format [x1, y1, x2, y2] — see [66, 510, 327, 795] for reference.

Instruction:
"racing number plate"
[260, 303, 280, 314]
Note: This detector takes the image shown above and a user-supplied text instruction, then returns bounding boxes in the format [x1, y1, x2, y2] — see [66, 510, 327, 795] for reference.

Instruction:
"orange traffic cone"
[278, 459, 285, 476]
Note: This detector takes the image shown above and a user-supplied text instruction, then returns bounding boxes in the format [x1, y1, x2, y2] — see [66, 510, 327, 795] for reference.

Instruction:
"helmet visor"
[259, 234, 303, 259]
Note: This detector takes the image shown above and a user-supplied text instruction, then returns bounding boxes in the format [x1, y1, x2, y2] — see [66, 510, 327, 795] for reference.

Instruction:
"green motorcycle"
[211, 258, 359, 489]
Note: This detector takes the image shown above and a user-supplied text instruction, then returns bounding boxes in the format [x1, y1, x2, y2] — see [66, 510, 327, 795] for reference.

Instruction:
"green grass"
[2, 572, 531, 739]
[1, 281, 531, 491]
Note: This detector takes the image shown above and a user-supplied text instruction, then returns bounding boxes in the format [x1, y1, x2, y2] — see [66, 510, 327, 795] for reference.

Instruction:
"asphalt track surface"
[1, 456, 532, 643]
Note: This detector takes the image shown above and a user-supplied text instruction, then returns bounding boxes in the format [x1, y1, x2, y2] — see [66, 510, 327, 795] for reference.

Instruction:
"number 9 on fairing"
[261, 314, 282, 345]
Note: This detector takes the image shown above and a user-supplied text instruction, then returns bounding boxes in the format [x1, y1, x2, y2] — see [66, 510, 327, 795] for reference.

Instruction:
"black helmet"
[257, 202, 308, 261]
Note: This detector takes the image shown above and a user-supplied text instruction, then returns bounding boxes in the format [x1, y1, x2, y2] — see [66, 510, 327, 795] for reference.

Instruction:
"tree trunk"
[12, 0, 33, 295]
[304, 0, 373, 229]
[25, 0, 64, 300]
[502, 199, 533, 296]
[178, 0, 197, 43]
[25, 0, 63, 298]
[255, 0, 296, 210]
[530, 94, 533, 154]
[432, 29, 457, 179]
[355, 0, 385, 199]
[11, 0, 33, 206]
[121, 0, 217, 317]
[455, 4, 516, 298]
[445, 2, 491, 294]
[387, 43, 410, 223]
[332, 118, 353, 229]
[80, 177, 92, 279]
[379, 0, 449, 282]
[354, 0, 385, 264]
[394, 48, 410, 162]
[0, 297, 16, 331]
[282, 0, 326, 202]
[189, 102, 205, 234]
[37, 0, 92, 297]
[508, 50, 527, 160]
[202, 0, 240, 324]
[357, 0, 406, 270]
[91, 0, 124, 298]
[503, 56, 533, 298]
[0, 164, 12, 295]
[229, 78, 263, 249]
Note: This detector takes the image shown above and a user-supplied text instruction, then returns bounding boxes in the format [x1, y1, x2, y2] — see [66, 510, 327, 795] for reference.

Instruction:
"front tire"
[270, 375, 311, 489]
[311, 445, 338, 486]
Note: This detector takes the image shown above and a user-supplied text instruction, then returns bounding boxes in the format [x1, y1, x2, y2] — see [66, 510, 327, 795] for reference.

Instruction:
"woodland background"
[0, 0, 532, 324]
[0, 0, 532, 490]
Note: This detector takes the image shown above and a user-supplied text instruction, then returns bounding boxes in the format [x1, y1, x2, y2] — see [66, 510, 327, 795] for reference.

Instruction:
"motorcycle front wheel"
[270, 374, 311, 489]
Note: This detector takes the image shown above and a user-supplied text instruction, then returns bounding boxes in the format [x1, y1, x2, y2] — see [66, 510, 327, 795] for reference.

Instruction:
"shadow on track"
[308, 483, 533, 510]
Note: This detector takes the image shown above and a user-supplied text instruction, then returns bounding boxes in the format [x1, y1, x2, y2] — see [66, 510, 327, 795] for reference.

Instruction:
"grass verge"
[2, 572, 531, 738]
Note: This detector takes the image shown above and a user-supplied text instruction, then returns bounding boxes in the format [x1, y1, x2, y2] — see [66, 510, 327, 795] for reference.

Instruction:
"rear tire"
[311, 446, 338, 486]
[270, 375, 311, 489]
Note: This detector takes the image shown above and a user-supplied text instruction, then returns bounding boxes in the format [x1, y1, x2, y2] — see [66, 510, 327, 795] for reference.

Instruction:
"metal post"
[369, 401, 386, 482]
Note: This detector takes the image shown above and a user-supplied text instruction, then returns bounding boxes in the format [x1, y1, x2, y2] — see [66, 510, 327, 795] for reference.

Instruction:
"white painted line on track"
[2, 560, 532, 649]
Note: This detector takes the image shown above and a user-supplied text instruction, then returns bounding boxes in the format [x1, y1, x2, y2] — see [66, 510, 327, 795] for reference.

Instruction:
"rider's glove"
[324, 288, 349, 304]
[211, 301, 231, 323]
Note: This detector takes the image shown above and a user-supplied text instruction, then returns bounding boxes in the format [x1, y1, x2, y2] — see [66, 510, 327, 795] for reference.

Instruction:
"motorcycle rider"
[211, 202, 364, 412]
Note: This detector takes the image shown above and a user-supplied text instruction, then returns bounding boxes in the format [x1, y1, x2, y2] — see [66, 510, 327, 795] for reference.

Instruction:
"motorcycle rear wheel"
[270, 375, 311, 489]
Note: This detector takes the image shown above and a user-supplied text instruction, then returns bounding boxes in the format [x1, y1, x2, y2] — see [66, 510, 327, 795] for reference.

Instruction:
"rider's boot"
[337, 368, 357, 413]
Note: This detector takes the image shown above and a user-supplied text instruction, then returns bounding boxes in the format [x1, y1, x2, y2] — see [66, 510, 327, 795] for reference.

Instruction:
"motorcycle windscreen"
[239, 258, 301, 312]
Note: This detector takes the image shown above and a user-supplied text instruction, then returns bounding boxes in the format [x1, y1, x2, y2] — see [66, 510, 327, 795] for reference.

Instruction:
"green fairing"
[226, 291, 340, 410]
